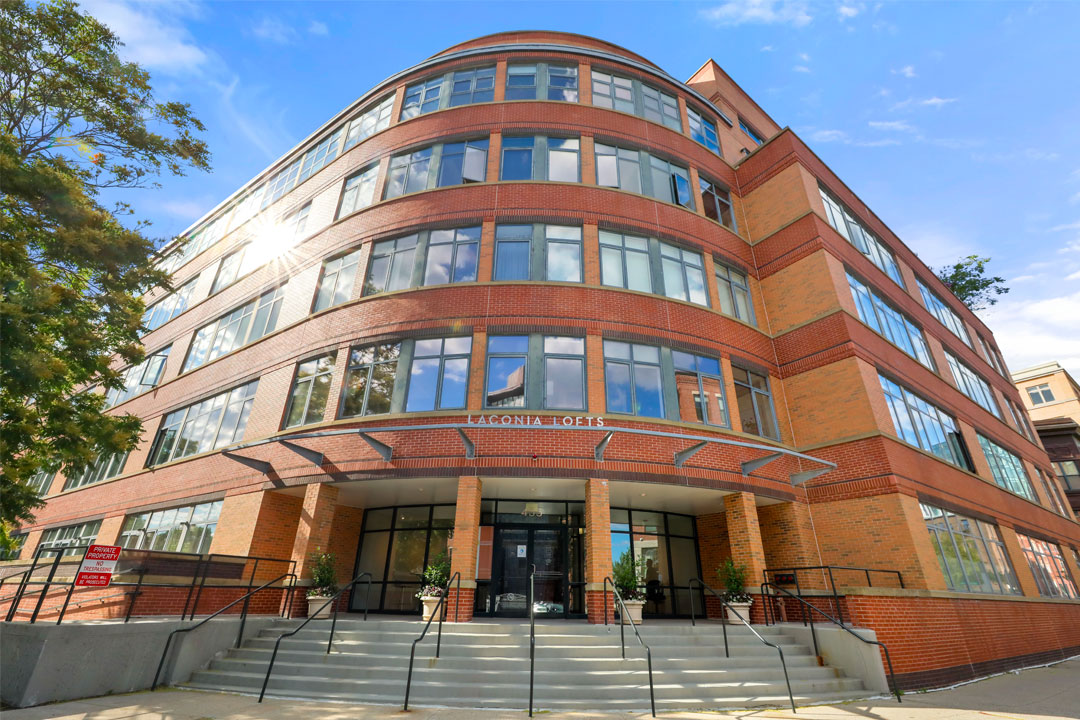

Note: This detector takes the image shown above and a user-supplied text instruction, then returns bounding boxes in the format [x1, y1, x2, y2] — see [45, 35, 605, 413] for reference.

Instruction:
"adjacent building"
[1014, 361, 1080, 512]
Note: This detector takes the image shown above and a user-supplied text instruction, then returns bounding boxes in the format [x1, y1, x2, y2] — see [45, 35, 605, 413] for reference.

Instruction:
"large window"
[449, 66, 495, 106]
[673, 351, 728, 427]
[494, 224, 532, 281]
[595, 142, 700, 209]
[26, 470, 56, 496]
[340, 343, 399, 418]
[715, 264, 755, 325]
[591, 70, 681, 132]
[261, 129, 342, 209]
[946, 352, 1002, 419]
[660, 242, 708, 305]
[917, 279, 971, 346]
[642, 85, 681, 130]
[732, 366, 779, 440]
[1004, 398, 1035, 442]
[603, 341, 664, 418]
[119, 500, 223, 555]
[284, 355, 335, 429]
[384, 141, 487, 198]
[599, 230, 652, 293]
[1025, 383, 1055, 405]
[1054, 460, 1079, 492]
[977, 334, 1007, 377]
[699, 177, 736, 230]
[546, 65, 579, 101]
[437, 139, 489, 187]
[149, 381, 258, 465]
[64, 451, 130, 491]
[505, 64, 538, 100]
[313, 249, 361, 312]
[492, 224, 582, 282]
[591, 70, 635, 113]
[143, 278, 197, 333]
[343, 95, 394, 151]
[424, 227, 480, 286]
[1036, 469, 1069, 516]
[977, 434, 1036, 501]
[400, 76, 443, 119]
[183, 286, 286, 372]
[687, 107, 721, 154]
[848, 272, 934, 370]
[338, 163, 379, 217]
[543, 336, 586, 410]
[364, 235, 417, 295]
[106, 346, 170, 407]
[819, 187, 904, 286]
[38, 521, 101, 557]
[610, 508, 700, 616]
[482, 335, 586, 411]
[500, 136, 580, 182]
[385, 147, 433, 197]
[920, 504, 1020, 595]
[405, 337, 471, 412]
[879, 374, 970, 469]
[353, 504, 455, 613]
[595, 143, 642, 194]
[648, 156, 694, 208]
[740, 119, 765, 146]
[1017, 534, 1078, 599]
[485, 336, 528, 408]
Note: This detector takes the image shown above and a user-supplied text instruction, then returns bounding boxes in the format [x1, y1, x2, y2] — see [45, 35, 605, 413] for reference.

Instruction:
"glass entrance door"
[491, 525, 567, 617]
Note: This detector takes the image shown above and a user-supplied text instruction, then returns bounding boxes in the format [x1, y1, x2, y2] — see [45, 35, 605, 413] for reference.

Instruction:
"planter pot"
[724, 601, 752, 625]
[307, 595, 334, 619]
[420, 596, 442, 622]
[621, 600, 645, 625]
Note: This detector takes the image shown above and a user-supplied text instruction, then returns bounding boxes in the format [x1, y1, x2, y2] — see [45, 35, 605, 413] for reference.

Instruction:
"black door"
[491, 525, 566, 617]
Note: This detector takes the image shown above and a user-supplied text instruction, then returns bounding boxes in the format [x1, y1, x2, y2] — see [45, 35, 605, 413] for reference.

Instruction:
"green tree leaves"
[935, 255, 1009, 312]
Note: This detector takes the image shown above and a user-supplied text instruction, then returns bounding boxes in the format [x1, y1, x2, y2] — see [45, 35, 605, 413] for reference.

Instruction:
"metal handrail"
[602, 577, 656, 717]
[258, 571, 372, 702]
[761, 581, 902, 703]
[403, 571, 461, 711]
[688, 578, 795, 713]
[762, 566, 904, 625]
[152, 572, 297, 689]
[528, 564, 536, 717]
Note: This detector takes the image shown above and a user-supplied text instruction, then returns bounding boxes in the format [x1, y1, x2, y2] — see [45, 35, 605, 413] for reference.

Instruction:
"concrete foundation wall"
[782, 623, 891, 694]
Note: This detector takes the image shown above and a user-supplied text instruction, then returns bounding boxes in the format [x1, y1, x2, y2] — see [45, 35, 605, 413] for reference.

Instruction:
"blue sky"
[83, 0, 1080, 376]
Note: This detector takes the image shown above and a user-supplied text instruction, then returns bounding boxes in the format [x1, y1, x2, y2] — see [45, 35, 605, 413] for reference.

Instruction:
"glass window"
[449, 66, 495, 107]
[25, 470, 56, 496]
[732, 366, 779, 440]
[740, 119, 765, 145]
[977, 335, 1005, 376]
[364, 234, 417, 295]
[313, 249, 361, 312]
[1054, 460, 1079, 492]
[506, 63, 537, 100]
[545, 225, 583, 282]
[700, 177, 736, 230]
[946, 352, 1002, 419]
[485, 336, 529, 408]
[338, 163, 379, 217]
[143, 278, 197, 333]
[920, 503, 1020, 595]
[715, 264, 755, 325]
[341, 343, 399, 417]
[296, 129, 343, 185]
[64, 451, 130, 491]
[406, 337, 472, 412]
[401, 76, 443, 119]
[284, 355, 335, 428]
[879, 374, 970, 469]
[547, 137, 579, 182]
[977, 434, 1036, 501]
[848, 272, 935, 370]
[642, 85, 681, 130]
[424, 227, 480, 286]
[1036, 469, 1068, 516]
[544, 336, 586, 410]
[106, 346, 171, 407]
[547, 65, 578, 102]
[494, 224, 533, 281]
[610, 508, 699, 617]
[500, 137, 533, 181]
[648, 156, 694, 208]
[595, 143, 642, 194]
[917, 279, 972, 346]
[38, 521, 101, 557]
[819, 186, 904, 286]
[212, 246, 248, 294]
[344, 95, 394, 151]
[120, 501, 222, 554]
[687, 107, 721, 154]
[603, 340, 664, 418]
[261, 158, 301, 209]
[591, 70, 635, 113]
[385, 147, 434, 198]
[149, 381, 258, 465]
[599, 230, 652, 293]
[1005, 398, 1035, 442]
[1017, 534, 1079, 599]
[437, 139, 488, 187]
[1026, 383, 1055, 405]
[660, 242, 708, 305]
[673, 351, 727, 426]
[183, 286, 286, 371]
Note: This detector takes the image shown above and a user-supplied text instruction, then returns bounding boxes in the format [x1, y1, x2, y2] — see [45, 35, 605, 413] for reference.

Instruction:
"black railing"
[602, 577, 656, 717]
[403, 571, 461, 711]
[151, 572, 297, 689]
[528, 564, 536, 717]
[761, 582, 902, 703]
[762, 566, 904, 625]
[688, 578, 796, 713]
[258, 571, 372, 702]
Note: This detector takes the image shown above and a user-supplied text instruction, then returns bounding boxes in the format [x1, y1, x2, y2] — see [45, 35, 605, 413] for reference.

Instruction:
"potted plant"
[612, 550, 647, 624]
[416, 553, 451, 622]
[718, 558, 752, 624]
[307, 549, 338, 619]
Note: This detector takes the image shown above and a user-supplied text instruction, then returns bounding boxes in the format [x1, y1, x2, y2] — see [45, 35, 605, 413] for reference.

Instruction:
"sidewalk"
[5, 657, 1078, 720]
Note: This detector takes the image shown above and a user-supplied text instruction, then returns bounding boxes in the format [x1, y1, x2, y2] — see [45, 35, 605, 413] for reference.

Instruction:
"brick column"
[584, 477, 614, 624]
[724, 492, 767, 592]
[290, 483, 340, 614]
[696, 510, 728, 618]
[448, 475, 482, 621]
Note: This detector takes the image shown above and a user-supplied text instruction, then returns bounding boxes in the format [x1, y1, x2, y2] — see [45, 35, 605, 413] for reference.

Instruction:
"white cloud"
[838, 5, 860, 19]
[853, 138, 901, 147]
[798, 52, 811, 62]
[85, 0, 208, 76]
[811, 129, 849, 143]
[892, 65, 917, 78]
[807, 128, 899, 148]
[761, 45, 775, 52]
[869, 120, 916, 132]
[1066, 270, 1080, 281]
[1010, 275, 1036, 283]
[895, 221, 976, 270]
[1052, 221, 1080, 232]
[307, 20, 329, 35]
[793, 65, 812, 73]
[252, 16, 296, 44]
[984, 290, 1080, 377]
[920, 96, 957, 108]
[212, 76, 294, 160]
[161, 199, 209, 219]
[699, 0, 812, 27]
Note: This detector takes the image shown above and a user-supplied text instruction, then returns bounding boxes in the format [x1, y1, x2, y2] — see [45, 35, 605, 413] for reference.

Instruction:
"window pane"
[495, 240, 530, 280]
[605, 362, 632, 413]
[546, 357, 584, 410]
[440, 358, 469, 408]
[406, 358, 440, 412]
[547, 241, 581, 282]
[487, 356, 527, 407]
[634, 364, 664, 418]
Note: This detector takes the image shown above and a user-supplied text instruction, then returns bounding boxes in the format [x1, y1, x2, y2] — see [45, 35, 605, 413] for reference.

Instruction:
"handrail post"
[125, 568, 146, 623]
[528, 563, 535, 718]
[29, 551, 65, 624]
[897, 570, 905, 589]
[328, 594, 338, 654]
[181, 557, 202, 620]
[603, 577, 610, 626]
[5, 565, 36, 622]
[189, 557, 211, 620]
[688, 579, 697, 626]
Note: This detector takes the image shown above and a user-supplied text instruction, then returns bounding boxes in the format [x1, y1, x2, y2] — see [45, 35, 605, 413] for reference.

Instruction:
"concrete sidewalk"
[4, 657, 1078, 720]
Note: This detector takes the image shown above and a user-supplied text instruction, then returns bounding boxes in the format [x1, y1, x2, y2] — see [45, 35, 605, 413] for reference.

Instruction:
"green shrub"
[717, 558, 751, 603]
[308, 549, 338, 597]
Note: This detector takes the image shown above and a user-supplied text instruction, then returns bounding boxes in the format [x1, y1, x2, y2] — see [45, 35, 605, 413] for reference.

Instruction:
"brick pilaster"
[724, 492, 767, 592]
[584, 477, 614, 623]
[448, 475, 482, 621]
[291, 483, 340, 582]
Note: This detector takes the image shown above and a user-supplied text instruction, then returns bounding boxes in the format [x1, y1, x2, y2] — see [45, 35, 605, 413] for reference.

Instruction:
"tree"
[0, 0, 210, 528]
[935, 255, 1009, 311]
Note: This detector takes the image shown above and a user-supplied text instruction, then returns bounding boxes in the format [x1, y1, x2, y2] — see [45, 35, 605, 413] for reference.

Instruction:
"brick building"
[9, 31, 1080, 690]
[1014, 361, 1080, 512]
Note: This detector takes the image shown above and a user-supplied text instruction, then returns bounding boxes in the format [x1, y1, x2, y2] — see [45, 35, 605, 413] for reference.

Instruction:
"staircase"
[183, 618, 871, 711]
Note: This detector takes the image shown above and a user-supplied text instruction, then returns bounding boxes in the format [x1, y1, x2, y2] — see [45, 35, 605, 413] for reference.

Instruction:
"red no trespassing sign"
[74, 545, 122, 587]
